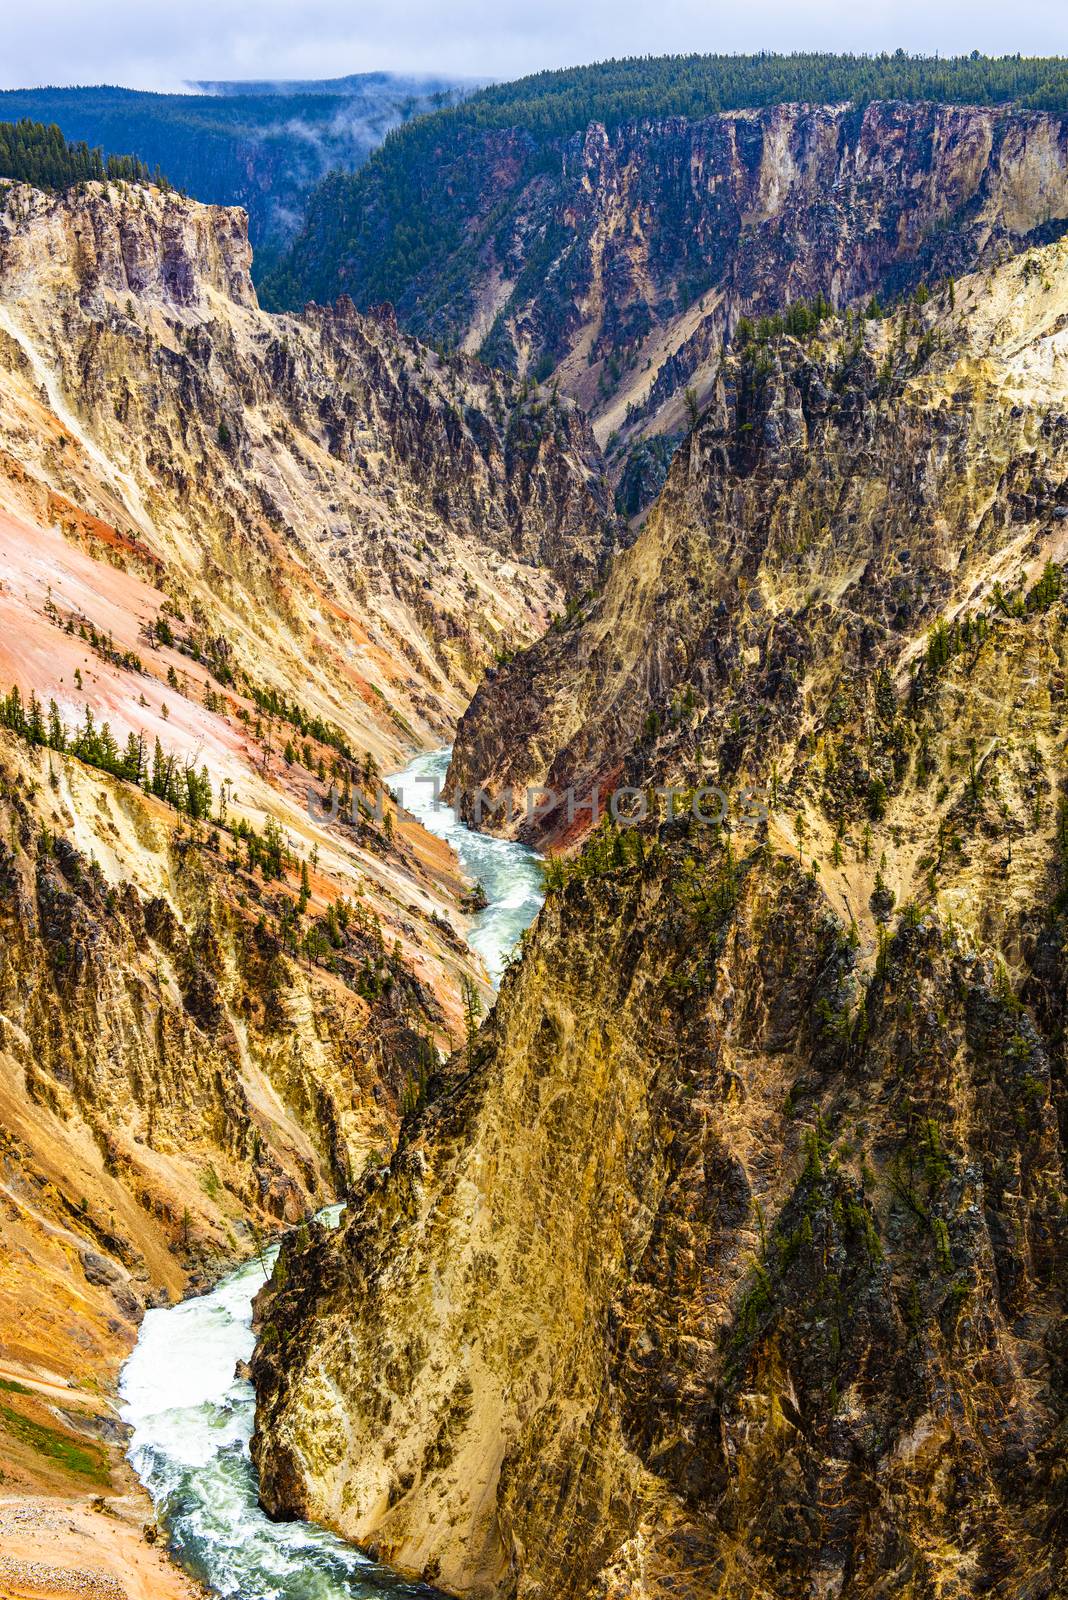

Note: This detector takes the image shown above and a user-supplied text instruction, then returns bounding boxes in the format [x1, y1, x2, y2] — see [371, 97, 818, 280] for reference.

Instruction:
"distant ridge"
[0, 73, 474, 272]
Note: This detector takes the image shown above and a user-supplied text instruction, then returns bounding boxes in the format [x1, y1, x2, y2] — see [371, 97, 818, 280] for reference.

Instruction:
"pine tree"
[2, 683, 24, 735]
[461, 976, 483, 1063]
[47, 699, 66, 751]
[26, 692, 45, 745]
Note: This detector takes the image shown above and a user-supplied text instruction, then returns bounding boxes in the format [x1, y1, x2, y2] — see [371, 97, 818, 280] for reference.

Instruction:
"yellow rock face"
[253, 239, 1068, 1599]
[0, 175, 616, 1588]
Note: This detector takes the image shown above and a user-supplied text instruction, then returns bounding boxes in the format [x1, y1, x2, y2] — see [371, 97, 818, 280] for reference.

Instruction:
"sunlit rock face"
[0, 175, 615, 1518]
[252, 235, 1068, 1600]
[253, 816, 1068, 1600]
[449, 233, 1068, 860]
[0, 180, 618, 734]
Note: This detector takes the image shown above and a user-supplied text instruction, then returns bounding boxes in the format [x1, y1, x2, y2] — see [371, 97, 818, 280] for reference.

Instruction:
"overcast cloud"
[2, 0, 1066, 92]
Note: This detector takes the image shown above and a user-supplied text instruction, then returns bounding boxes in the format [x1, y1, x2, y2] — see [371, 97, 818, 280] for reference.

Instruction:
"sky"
[2, 0, 1066, 91]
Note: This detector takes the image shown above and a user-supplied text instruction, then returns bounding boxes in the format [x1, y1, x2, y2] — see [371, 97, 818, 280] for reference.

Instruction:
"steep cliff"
[269, 88, 1068, 502]
[253, 797, 1068, 1599]
[252, 237, 1068, 1599]
[449, 234, 1068, 865]
[0, 175, 613, 1592]
[0, 179, 616, 737]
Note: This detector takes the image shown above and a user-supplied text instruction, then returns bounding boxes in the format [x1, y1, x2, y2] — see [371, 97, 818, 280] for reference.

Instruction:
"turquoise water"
[386, 746, 545, 986]
[120, 748, 545, 1598]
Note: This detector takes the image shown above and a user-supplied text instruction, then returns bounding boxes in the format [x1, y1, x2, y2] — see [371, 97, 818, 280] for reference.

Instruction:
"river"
[385, 746, 544, 986]
[118, 746, 544, 1599]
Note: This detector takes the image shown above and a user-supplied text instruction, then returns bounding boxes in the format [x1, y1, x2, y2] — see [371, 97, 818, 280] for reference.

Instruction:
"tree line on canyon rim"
[0, 116, 161, 191]
[262, 50, 1068, 313]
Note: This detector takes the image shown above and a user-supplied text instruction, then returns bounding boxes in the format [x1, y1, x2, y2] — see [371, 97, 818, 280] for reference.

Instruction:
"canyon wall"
[449, 232, 1068, 876]
[252, 236, 1068, 1600]
[254, 742, 1067, 1600]
[0, 174, 611, 1576]
[279, 99, 1068, 502]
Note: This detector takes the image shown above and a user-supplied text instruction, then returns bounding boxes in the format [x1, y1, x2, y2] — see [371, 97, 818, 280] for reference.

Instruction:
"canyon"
[252, 236, 1068, 1598]
[447, 231, 1068, 871]
[1, 67, 1067, 1600]
[0, 173, 609, 1598]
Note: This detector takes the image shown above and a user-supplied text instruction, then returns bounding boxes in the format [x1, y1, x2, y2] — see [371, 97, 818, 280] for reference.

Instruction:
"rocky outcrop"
[449, 235, 1068, 857]
[251, 231, 1068, 1600]
[0, 176, 258, 306]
